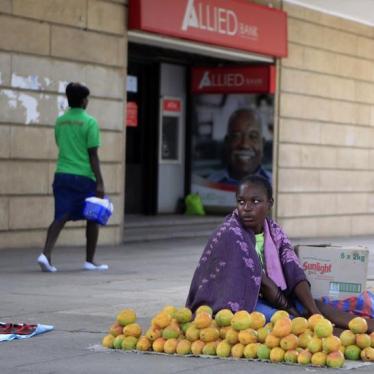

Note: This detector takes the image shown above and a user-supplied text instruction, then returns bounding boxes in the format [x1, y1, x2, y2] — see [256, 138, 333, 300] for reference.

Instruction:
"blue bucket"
[83, 197, 113, 225]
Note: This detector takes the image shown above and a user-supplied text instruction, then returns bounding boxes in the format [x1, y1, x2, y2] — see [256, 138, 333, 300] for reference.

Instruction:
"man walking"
[37, 82, 108, 272]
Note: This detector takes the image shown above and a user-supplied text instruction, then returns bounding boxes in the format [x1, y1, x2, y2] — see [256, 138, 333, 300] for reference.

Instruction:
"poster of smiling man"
[190, 66, 275, 212]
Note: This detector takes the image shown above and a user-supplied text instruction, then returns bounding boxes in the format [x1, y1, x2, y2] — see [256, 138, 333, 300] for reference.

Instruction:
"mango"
[108, 322, 123, 337]
[308, 314, 324, 331]
[200, 327, 219, 342]
[243, 342, 259, 359]
[102, 334, 115, 349]
[152, 337, 166, 352]
[311, 351, 327, 367]
[202, 341, 217, 355]
[121, 336, 138, 350]
[297, 349, 312, 365]
[231, 310, 251, 331]
[153, 311, 172, 329]
[348, 317, 368, 334]
[344, 345, 361, 360]
[284, 349, 298, 363]
[225, 327, 239, 344]
[256, 343, 271, 360]
[231, 343, 244, 358]
[270, 310, 289, 324]
[270, 347, 285, 362]
[186, 325, 200, 342]
[191, 340, 205, 355]
[340, 329, 356, 346]
[216, 340, 232, 357]
[113, 334, 125, 349]
[215, 309, 234, 327]
[123, 323, 142, 338]
[356, 333, 371, 349]
[314, 319, 333, 338]
[238, 328, 257, 345]
[307, 336, 323, 354]
[136, 336, 151, 351]
[194, 311, 212, 329]
[164, 338, 178, 354]
[196, 305, 213, 315]
[360, 347, 374, 361]
[264, 333, 280, 348]
[175, 307, 192, 324]
[326, 351, 345, 368]
[248, 311, 266, 330]
[280, 334, 298, 350]
[272, 317, 292, 338]
[291, 317, 309, 335]
[322, 335, 341, 353]
[116, 308, 136, 327]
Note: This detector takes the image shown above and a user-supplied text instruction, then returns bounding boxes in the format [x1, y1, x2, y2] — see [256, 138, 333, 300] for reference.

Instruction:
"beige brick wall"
[0, 0, 126, 249]
[277, 2, 374, 237]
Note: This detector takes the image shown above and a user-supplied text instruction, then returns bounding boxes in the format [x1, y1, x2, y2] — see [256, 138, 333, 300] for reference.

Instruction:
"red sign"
[126, 101, 138, 127]
[129, 0, 287, 57]
[191, 65, 275, 94]
[163, 99, 181, 113]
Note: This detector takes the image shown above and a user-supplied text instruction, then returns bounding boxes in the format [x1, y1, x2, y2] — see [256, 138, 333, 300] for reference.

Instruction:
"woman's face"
[236, 182, 273, 234]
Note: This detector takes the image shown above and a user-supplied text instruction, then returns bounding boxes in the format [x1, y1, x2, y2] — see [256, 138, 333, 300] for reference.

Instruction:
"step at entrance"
[123, 214, 225, 243]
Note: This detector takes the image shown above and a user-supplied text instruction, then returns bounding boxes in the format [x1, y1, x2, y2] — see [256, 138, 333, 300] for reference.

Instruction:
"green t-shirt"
[255, 232, 265, 268]
[55, 108, 100, 180]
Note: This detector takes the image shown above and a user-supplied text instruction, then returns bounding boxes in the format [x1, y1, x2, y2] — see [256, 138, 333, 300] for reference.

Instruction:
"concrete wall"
[276, 2, 374, 237]
[0, 0, 127, 249]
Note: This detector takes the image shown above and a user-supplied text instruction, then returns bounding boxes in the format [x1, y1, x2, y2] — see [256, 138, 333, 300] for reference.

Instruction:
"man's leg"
[86, 220, 99, 263]
[43, 215, 69, 263]
[84, 220, 108, 270]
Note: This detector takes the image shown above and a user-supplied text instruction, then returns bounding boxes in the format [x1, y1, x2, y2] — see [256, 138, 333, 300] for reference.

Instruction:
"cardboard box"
[295, 244, 369, 300]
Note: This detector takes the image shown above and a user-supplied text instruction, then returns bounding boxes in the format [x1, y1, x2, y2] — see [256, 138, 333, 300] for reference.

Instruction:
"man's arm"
[88, 147, 104, 198]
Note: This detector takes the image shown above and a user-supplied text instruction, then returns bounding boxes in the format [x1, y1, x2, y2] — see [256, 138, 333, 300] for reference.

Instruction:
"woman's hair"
[65, 82, 90, 108]
[236, 175, 273, 200]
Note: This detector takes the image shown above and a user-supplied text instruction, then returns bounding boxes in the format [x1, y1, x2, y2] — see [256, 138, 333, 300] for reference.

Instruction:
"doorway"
[125, 59, 159, 215]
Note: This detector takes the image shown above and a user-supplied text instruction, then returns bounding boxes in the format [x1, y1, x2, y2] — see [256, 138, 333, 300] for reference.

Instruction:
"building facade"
[0, 0, 373, 249]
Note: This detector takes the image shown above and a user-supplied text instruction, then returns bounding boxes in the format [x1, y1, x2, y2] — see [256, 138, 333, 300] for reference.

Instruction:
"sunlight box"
[294, 244, 369, 300]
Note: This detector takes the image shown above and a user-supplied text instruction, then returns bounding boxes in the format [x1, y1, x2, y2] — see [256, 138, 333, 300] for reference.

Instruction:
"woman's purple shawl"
[185, 210, 307, 314]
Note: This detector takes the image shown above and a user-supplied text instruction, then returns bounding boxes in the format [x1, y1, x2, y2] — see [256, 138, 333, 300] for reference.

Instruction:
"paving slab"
[0, 235, 374, 373]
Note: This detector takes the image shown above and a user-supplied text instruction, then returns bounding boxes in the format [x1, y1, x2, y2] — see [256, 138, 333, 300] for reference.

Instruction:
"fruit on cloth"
[231, 311, 251, 331]
[291, 317, 309, 335]
[116, 309, 136, 327]
[349, 317, 368, 334]
[191, 340, 205, 355]
[215, 309, 234, 327]
[122, 336, 138, 350]
[216, 340, 231, 358]
[248, 312, 266, 330]
[270, 310, 289, 324]
[360, 347, 374, 361]
[102, 334, 115, 348]
[163, 338, 178, 354]
[272, 317, 292, 338]
[175, 307, 192, 324]
[322, 335, 341, 353]
[311, 352, 327, 367]
[270, 347, 285, 363]
[308, 314, 324, 330]
[195, 305, 213, 315]
[194, 312, 212, 329]
[344, 345, 361, 360]
[326, 351, 345, 368]
[123, 323, 142, 338]
[340, 330, 356, 346]
[314, 319, 333, 338]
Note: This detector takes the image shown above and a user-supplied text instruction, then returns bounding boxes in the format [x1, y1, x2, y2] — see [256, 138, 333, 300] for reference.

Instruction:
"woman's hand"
[260, 272, 298, 315]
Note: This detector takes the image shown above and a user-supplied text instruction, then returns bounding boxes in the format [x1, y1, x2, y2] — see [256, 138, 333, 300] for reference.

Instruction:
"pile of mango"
[101, 305, 374, 368]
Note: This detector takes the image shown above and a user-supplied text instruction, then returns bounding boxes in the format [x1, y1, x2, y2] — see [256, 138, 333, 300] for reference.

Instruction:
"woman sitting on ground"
[186, 175, 374, 332]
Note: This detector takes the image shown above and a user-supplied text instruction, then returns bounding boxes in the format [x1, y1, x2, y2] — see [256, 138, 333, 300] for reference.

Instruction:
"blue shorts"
[53, 173, 96, 221]
[255, 298, 306, 322]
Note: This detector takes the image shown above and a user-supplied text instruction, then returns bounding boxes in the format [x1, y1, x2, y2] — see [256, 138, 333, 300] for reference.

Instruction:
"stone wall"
[276, 2, 374, 237]
[0, 0, 127, 248]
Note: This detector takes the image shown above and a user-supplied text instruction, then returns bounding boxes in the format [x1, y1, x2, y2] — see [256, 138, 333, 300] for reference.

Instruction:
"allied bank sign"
[191, 65, 276, 94]
[129, 0, 287, 57]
